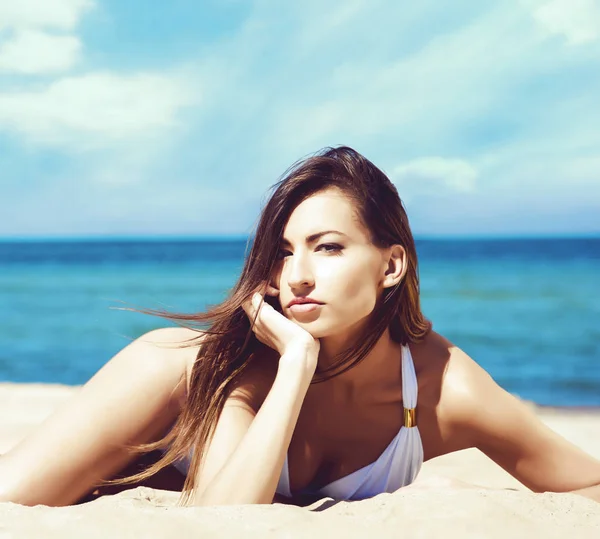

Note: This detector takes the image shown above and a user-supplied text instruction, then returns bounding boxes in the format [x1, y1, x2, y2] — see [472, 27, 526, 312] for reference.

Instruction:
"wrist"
[277, 346, 318, 383]
[281, 337, 319, 357]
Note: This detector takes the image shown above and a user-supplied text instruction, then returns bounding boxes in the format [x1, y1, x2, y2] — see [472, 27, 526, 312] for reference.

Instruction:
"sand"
[1, 383, 599, 538]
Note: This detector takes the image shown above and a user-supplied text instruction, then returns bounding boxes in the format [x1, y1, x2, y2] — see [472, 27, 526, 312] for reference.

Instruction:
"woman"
[1, 146, 599, 507]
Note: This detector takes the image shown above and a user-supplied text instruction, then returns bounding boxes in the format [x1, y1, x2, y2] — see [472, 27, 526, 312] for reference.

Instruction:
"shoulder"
[136, 326, 206, 408]
[141, 326, 204, 365]
[428, 334, 499, 419]
[129, 326, 203, 373]
[142, 328, 278, 415]
[143, 325, 204, 344]
[413, 332, 510, 450]
[438, 337, 497, 411]
[165, 326, 278, 415]
[414, 331, 496, 408]
[425, 334, 538, 452]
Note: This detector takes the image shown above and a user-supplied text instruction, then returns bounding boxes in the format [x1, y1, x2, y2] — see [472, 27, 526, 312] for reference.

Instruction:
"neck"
[315, 326, 402, 394]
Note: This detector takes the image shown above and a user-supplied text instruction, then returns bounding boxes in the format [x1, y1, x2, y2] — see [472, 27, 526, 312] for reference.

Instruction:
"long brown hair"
[102, 146, 431, 504]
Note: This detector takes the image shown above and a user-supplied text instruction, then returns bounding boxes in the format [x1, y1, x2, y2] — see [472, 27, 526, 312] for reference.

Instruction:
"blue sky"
[1, 0, 599, 238]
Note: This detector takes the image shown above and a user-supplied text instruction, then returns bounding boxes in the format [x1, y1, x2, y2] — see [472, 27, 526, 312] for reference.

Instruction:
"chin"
[295, 321, 342, 340]
[291, 318, 323, 334]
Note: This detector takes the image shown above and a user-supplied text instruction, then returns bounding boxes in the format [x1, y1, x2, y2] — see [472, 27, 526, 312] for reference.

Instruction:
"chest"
[286, 392, 406, 493]
[285, 392, 463, 495]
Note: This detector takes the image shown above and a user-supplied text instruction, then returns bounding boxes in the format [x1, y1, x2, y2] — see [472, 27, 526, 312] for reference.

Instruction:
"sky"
[0, 0, 599, 238]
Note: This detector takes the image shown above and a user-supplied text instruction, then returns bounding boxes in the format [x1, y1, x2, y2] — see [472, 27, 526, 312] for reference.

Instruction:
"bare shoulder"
[143, 327, 275, 414]
[138, 326, 206, 406]
[441, 339, 492, 402]
[412, 331, 499, 454]
[176, 327, 279, 415]
[423, 332, 543, 452]
[424, 333, 498, 427]
[410, 330, 473, 403]
[141, 326, 204, 363]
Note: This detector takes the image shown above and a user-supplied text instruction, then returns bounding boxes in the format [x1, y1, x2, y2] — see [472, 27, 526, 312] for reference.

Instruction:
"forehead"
[283, 189, 367, 240]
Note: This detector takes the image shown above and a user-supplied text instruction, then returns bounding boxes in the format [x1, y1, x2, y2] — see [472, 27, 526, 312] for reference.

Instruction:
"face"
[271, 188, 394, 339]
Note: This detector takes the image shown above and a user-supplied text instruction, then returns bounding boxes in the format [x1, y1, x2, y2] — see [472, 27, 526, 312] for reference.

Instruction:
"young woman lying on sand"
[1, 146, 600, 508]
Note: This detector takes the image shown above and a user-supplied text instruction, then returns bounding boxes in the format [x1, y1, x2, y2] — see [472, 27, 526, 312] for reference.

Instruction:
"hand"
[242, 287, 320, 358]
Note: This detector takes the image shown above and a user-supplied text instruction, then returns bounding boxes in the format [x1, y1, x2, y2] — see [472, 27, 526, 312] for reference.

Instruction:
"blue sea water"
[0, 237, 599, 406]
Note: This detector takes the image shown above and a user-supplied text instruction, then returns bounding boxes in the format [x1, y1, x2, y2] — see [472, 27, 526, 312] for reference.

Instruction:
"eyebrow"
[281, 230, 348, 246]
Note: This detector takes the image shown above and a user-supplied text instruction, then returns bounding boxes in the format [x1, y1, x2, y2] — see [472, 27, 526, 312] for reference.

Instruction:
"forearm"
[192, 347, 314, 505]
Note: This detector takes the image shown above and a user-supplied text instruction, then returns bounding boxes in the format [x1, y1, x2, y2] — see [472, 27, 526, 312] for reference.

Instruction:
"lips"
[287, 297, 324, 308]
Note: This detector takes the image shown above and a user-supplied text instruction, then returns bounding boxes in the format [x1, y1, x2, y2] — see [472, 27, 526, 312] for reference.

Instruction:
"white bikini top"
[276, 344, 424, 501]
[167, 345, 423, 501]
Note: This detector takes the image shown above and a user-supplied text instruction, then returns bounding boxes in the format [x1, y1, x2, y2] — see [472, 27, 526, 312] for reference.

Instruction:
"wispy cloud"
[0, 71, 198, 149]
[392, 158, 478, 201]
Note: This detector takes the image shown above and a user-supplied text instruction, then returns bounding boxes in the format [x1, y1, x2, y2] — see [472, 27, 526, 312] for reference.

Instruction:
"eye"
[318, 243, 343, 254]
[276, 243, 343, 259]
[276, 249, 292, 260]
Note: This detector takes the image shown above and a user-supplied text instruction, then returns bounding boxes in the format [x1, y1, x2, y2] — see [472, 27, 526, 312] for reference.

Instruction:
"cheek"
[322, 262, 379, 319]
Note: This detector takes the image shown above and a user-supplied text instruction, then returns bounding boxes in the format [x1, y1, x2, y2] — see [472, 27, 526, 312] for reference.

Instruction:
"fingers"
[251, 292, 262, 308]
[242, 283, 278, 318]
[242, 292, 261, 320]
[242, 292, 271, 347]
[265, 284, 279, 297]
[243, 291, 272, 321]
[242, 287, 280, 338]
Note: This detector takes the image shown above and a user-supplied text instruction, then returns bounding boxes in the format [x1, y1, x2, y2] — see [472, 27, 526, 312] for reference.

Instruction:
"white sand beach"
[1, 383, 599, 538]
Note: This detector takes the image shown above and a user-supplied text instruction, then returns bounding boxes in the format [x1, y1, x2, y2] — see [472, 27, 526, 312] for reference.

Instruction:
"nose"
[286, 251, 315, 290]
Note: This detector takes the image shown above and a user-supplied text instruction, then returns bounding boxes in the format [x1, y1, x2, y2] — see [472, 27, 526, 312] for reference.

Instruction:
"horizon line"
[1, 232, 599, 242]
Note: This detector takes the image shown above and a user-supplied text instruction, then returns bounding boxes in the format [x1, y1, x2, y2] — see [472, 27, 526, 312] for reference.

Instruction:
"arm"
[443, 346, 600, 502]
[191, 343, 315, 506]
[0, 327, 197, 506]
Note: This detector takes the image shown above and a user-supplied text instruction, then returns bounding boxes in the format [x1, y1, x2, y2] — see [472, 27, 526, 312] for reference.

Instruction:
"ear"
[381, 244, 407, 289]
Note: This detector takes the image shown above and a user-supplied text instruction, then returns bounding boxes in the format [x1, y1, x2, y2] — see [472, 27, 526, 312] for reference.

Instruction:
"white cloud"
[533, 0, 600, 44]
[391, 157, 478, 200]
[0, 30, 82, 74]
[0, 0, 92, 74]
[0, 71, 199, 149]
[0, 0, 94, 31]
[0, 0, 198, 150]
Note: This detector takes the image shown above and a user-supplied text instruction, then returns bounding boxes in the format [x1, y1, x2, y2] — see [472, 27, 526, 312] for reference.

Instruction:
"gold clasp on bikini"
[403, 407, 417, 428]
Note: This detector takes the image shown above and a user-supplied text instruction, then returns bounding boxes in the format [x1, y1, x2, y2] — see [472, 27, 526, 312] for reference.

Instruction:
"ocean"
[0, 237, 598, 406]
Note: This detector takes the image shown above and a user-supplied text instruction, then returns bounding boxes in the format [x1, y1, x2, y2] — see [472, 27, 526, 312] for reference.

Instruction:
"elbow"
[0, 488, 12, 505]
[190, 488, 273, 507]
[0, 486, 33, 507]
[0, 487, 53, 507]
[192, 496, 273, 507]
[188, 474, 277, 506]
[0, 478, 24, 506]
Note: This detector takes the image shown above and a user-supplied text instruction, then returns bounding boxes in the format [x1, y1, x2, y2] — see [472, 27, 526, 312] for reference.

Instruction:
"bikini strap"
[402, 344, 418, 428]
